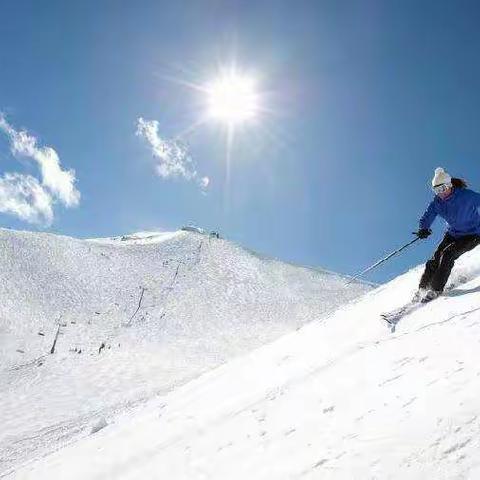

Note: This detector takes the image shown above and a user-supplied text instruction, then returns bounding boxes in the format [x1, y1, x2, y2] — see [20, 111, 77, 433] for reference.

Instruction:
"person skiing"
[415, 167, 480, 302]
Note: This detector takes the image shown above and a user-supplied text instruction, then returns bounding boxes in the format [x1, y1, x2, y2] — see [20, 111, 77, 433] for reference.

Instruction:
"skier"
[415, 167, 480, 302]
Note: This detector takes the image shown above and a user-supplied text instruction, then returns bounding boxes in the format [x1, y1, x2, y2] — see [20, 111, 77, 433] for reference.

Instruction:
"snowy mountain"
[6, 237, 480, 480]
[0, 228, 369, 475]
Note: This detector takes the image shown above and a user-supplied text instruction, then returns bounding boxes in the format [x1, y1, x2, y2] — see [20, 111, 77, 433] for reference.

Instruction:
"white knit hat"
[432, 167, 452, 187]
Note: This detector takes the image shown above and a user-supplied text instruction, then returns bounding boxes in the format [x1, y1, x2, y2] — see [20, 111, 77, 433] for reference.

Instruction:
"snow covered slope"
[9, 243, 480, 480]
[0, 228, 369, 474]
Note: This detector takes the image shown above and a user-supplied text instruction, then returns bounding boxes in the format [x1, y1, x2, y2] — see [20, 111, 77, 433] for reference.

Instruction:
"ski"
[381, 276, 469, 332]
[381, 301, 425, 332]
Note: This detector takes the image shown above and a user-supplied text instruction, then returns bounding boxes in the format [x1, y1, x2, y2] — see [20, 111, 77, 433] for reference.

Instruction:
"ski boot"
[412, 288, 428, 303]
[421, 289, 441, 303]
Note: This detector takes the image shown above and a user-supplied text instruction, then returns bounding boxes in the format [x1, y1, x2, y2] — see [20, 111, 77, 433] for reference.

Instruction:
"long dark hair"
[451, 178, 468, 189]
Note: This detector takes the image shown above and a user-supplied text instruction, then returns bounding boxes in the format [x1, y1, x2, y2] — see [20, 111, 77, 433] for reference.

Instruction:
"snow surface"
[88, 230, 181, 245]
[6, 239, 480, 479]
[0, 228, 369, 475]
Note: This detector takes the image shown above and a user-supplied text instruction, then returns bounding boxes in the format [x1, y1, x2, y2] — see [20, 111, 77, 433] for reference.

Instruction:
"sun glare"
[206, 72, 258, 124]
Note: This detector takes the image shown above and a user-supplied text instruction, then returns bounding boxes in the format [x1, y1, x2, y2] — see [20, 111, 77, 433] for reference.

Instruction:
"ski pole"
[345, 236, 422, 285]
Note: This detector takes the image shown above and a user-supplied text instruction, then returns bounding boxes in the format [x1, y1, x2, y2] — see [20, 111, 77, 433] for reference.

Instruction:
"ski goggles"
[432, 183, 451, 195]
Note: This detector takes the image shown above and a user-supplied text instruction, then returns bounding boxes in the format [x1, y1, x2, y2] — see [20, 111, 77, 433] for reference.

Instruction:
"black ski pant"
[419, 233, 480, 292]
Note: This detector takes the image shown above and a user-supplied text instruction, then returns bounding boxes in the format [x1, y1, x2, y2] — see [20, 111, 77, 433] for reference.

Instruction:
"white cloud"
[0, 114, 80, 225]
[200, 176, 210, 189]
[0, 173, 54, 225]
[136, 117, 209, 190]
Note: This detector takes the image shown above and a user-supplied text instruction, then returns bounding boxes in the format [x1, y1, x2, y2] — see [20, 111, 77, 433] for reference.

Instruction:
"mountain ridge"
[0, 227, 370, 474]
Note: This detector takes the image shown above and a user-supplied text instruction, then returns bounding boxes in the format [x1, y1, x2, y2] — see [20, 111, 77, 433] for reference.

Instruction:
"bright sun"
[206, 72, 258, 124]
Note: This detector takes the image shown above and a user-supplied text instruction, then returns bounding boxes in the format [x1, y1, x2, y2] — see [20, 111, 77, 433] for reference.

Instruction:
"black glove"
[416, 228, 432, 239]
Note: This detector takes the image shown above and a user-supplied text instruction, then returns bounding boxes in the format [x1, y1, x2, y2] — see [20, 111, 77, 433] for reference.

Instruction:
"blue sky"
[1, 0, 480, 283]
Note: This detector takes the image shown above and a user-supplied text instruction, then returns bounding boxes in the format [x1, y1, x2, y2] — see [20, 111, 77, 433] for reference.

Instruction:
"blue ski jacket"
[419, 188, 480, 238]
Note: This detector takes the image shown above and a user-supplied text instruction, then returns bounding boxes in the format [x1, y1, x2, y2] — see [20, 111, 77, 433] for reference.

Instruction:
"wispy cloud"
[0, 114, 80, 225]
[0, 173, 54, 224]
[136, 117, 209, 190]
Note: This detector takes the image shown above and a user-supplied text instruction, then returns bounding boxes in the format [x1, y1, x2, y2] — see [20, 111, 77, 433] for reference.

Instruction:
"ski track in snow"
[6, 240, 480, 479]
[0, 228, 369, 476]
